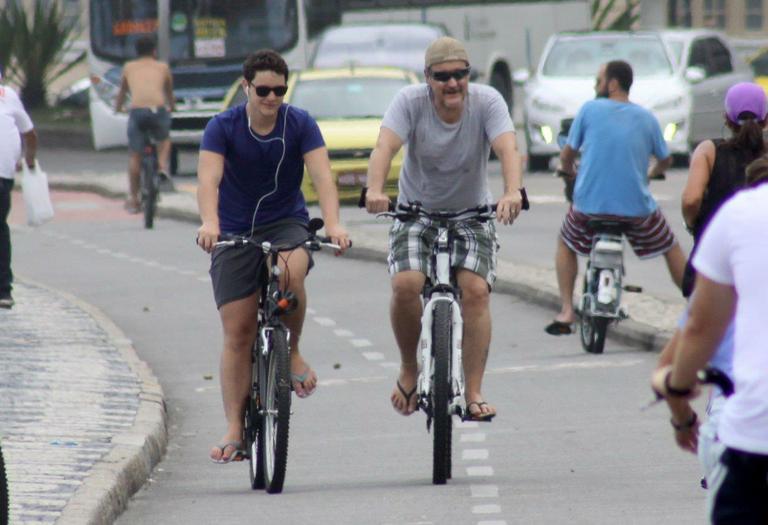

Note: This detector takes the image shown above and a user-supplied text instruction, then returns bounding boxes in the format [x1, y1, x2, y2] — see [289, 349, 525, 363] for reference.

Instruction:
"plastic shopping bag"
[21, 161, 55, 226]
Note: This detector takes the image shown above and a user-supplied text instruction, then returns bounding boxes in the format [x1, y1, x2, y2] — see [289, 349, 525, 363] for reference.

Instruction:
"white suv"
[515, 30, 752, 171]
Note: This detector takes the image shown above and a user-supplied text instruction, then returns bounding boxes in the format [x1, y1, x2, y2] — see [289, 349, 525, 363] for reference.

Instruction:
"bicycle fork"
[418, 295, 464, 422]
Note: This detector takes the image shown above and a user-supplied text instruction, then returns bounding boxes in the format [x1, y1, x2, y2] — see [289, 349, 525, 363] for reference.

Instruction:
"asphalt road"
[9, 188, 707, 524]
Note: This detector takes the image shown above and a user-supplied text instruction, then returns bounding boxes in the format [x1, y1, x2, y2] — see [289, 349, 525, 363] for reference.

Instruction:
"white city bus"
[327, 0, 592, 112]
[88, 0, 340, 158]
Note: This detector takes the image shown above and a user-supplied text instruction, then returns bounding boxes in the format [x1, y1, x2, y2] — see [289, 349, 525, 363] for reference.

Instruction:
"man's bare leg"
[390, 270, 425, 415]
[457, 270, 495, 419]
[663, 243, 686, 291]
[554, 237, 578, 324]
[157, 138, 172, 175]
[276, 248, 317, 398]
[211, 294, 259, 461]
[127, 152, 141, 209]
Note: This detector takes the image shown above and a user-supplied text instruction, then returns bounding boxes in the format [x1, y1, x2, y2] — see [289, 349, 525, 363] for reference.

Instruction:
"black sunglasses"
[430, 67, 471, 83]
[251, 84, 288, 97]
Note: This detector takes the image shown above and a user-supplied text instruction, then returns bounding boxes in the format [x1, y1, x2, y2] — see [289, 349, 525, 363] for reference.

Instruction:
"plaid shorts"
[560, 206, 677, 259]
[388, 217, 498, 287]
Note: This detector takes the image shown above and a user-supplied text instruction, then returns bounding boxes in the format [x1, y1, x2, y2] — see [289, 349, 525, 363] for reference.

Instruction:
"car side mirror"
[512, 68, 530, 86]
[684, 66, 706, 83]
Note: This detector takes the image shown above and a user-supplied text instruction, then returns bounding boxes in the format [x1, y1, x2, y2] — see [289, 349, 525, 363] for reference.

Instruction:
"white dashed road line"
[350, 338, 373, 348]
[472, 505, 501, 515]
[466, 466, 494, 477]
[334, 329, 354, 337]
[461, 433, 486, 443]
[462, 449, 489, 461]
[470, 485, 499, 498]
[313, 317, 336, 327]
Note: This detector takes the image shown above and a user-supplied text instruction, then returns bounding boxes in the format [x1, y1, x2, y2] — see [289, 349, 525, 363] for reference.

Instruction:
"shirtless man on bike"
[365, 37, 524, 421]
[115, 36, 176, 213]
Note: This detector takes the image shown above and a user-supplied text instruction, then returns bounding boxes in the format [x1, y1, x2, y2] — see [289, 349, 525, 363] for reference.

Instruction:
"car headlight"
[532, 96, 565, 113]
[652, 96, 684, 112]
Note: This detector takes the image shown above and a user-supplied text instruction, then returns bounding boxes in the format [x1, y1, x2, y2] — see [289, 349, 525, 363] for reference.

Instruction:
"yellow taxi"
[747, 48, 768, 96]
[222, 66, 419, 203]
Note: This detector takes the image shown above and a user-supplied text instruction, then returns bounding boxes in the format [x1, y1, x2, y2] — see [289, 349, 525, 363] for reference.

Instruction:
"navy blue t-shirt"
[200, 103, 325, 233]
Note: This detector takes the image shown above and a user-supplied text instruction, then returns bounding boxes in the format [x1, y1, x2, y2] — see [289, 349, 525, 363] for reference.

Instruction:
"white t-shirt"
[693, 183, 768, 455]
[381, 83, 514, 210]
[0, 85, 34, 180]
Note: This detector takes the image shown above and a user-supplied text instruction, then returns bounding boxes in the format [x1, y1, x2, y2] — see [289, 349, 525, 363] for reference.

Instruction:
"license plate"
[337, 172, 367, 186]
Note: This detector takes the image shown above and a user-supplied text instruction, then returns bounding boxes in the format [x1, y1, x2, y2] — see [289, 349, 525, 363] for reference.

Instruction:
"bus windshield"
[90, 0, 298, 64]
[543, 36, 673, 78]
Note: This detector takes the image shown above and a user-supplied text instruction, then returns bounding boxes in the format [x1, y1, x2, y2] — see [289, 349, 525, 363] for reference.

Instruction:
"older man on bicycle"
[365, 37, 524, 421]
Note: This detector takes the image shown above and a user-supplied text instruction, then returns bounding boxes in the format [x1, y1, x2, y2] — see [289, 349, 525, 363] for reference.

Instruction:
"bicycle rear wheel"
[259, 326, 291, 493]
[432, 301, 453, 485]
[141, 149, 158, 229]
[1, 444, 8, 525]
[580, 273, 609, 354]
[245, 352, 265, 490]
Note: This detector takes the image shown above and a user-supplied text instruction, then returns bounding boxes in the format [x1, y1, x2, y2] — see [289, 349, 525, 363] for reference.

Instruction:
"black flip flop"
[545, 320, 573, 336]
[394, 380, 417, 415]
[464, 401, 496, 422]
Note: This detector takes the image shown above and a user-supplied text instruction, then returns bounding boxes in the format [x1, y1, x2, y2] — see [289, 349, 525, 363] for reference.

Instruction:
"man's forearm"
[22, 130, 37, 165]
[499, 148, 522, 194]
[366, 148, 392, 193]
[196, 181, 219, 226]
[313, 173, 341, 228]
[650, 157, 672, 178]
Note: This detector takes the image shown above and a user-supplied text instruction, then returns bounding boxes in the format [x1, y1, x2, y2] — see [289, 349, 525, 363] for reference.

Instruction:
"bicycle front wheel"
[432, 301, 453, 485]
[259, 326, 291, 493]
[245, 352, 265, 490]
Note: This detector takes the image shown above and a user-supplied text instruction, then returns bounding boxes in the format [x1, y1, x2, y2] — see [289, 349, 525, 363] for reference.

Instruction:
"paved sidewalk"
[0, 280, 166, 524]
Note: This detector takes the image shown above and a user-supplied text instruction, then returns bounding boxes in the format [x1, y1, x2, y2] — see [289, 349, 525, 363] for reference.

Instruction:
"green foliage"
[0, 8, 13, 77]
[1, 0, 85, 108]
[592, 0, 640, 31]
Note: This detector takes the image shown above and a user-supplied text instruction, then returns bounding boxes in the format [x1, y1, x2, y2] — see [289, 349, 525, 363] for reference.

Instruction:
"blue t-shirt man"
[200, 102, 324, 233]
[567, 98, 669, 217]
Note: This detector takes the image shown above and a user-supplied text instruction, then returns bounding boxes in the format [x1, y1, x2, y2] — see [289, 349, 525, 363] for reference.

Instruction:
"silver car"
[515, 30, 752, 171]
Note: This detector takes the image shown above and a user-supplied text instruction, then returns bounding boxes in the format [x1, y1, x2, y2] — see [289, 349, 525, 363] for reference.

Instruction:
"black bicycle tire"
[0, 444, 8, 525]
[260, 326, 291, 494]
[142, 153, 158, 229]
[246, 351, 265, 490]
[432, 301, 452, 485]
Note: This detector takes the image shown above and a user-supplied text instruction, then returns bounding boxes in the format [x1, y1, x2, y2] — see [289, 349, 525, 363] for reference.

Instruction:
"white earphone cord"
[246, 97, 289, 237]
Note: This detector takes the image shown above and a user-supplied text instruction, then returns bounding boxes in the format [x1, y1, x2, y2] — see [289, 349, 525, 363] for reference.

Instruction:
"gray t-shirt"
[381, 83, 514, 210]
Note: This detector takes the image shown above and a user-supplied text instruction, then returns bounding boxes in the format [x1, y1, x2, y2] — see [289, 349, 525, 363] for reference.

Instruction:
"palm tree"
[1, 0, 85, 108]
[592, 0, 640, 30]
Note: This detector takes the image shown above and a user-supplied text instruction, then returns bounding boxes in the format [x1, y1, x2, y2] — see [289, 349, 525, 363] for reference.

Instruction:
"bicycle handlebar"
[697, 366, 734, 397]
[357, 187, 529, 218]
[213, 235, 343, 252]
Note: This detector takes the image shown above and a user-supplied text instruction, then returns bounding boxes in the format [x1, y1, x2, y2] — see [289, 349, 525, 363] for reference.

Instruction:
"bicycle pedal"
[623, 284, 643, 293]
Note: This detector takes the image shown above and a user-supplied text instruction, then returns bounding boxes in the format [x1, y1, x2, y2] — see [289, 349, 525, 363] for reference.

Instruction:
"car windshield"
[543, 36, 673, 77]
[312, 25, 441, 72]
[290, 76, 411, 119]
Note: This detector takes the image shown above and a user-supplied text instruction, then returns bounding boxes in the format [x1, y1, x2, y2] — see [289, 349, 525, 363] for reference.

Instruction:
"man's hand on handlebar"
[324, 224, 351, 256]
[197, 222, 220, 253]
[365, 188, 391, 214]
[496, 190, 523, 225]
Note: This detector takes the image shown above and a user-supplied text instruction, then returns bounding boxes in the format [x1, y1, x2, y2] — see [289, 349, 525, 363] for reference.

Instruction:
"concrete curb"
[19, 277, 168, 525]
[47, 179, 679, 352]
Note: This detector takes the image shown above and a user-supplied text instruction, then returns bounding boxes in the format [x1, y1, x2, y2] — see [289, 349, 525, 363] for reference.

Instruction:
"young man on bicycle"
[196, 50, 350, 462]
[545, 60, 686, 336]
[365, 37, 524, 421]
[115, 36, 176, 213]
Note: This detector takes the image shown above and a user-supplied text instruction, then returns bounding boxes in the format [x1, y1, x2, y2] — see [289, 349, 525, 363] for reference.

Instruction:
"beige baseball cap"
[425, 37, 469, 69]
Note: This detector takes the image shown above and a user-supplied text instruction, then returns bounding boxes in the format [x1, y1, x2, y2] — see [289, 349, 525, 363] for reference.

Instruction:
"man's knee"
[459, 273, 490, 312]
[391, 271, 424, 302]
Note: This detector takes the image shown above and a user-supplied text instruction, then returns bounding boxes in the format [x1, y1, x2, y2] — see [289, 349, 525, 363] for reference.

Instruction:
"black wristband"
[671, 411, 698, 431]
[664, 370, 693, 397]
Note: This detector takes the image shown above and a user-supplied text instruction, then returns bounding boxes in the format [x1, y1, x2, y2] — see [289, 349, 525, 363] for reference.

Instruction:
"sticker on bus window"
[171, 13, 188, 33]
[195, 39, 225, 58]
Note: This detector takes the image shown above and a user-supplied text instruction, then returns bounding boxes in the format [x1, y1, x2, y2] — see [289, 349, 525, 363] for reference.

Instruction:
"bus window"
[90, 0, 299, 63]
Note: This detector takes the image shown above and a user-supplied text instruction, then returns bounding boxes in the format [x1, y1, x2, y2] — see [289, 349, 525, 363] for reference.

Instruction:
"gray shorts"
[127, 108, 171, 152]
[210, 219, 313, 309]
